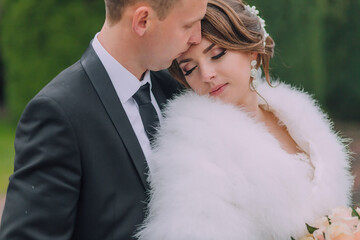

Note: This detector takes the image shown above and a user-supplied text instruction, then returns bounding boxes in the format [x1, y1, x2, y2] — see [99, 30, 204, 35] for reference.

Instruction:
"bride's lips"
[209, 83, 228, 96]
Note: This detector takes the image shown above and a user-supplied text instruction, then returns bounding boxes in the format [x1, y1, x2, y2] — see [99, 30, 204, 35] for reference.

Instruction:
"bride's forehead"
[184, 38, 215, 55]
[197, 38, 214, 50]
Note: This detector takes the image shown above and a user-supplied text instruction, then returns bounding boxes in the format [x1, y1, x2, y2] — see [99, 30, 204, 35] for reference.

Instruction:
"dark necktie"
[132, 83, 159, 142]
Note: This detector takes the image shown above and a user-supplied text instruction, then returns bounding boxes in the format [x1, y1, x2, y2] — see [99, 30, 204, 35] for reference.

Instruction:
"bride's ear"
[132, 6, 153, 36]
[250, 52, 258, 61]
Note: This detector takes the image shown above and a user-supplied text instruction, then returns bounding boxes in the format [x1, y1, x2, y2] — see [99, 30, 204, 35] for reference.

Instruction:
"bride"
[136, 0, 354, 239]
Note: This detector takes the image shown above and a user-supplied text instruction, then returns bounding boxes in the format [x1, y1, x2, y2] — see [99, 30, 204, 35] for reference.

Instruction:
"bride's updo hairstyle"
[169, 0, 275, 88]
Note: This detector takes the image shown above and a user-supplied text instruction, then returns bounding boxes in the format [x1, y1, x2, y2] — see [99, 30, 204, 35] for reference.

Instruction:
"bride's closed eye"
[184, 66, 197, 76]
[181, 47, 227, 76]
[211, 49, 227, 60]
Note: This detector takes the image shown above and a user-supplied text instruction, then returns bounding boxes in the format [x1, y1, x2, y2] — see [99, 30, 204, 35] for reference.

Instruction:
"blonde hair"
[104, 0, 178, 24]
[169, 0, 275, 88]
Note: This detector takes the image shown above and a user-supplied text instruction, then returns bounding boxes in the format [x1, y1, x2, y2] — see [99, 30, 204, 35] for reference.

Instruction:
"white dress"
[136, 81, 353, 240]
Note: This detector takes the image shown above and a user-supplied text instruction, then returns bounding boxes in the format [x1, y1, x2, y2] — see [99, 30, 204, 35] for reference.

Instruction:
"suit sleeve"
[0, 96, 81, 240]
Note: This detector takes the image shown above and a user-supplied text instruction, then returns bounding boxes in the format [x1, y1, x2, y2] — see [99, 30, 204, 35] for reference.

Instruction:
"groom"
[0, 0, 207, 239]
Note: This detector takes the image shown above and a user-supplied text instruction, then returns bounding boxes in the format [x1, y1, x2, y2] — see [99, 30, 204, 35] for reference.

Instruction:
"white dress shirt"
[92, 33, 163, 169]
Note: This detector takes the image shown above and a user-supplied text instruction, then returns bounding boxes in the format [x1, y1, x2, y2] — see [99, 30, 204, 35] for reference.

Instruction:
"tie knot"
[133, 83, 152, 106]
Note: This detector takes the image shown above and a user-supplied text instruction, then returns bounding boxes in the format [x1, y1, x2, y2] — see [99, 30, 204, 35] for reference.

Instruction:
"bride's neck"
[252, 105, 268, 123]
[238, 92, 267, 122]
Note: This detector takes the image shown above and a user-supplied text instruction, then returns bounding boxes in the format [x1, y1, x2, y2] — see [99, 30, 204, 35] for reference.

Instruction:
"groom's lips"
[209, 83, 228, 97]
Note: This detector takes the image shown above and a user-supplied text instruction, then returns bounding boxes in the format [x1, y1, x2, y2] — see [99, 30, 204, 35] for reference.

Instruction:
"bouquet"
[292, 207, 360, 240]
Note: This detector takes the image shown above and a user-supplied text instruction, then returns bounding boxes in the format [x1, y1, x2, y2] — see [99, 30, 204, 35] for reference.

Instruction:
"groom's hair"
[105, 0, 178, 24]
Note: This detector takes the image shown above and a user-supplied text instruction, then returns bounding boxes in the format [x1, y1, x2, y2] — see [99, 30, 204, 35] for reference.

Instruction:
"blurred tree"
[1, 0, 359, 120]
[0, 0, 4, 109]
[0, 57, 4, 109]
[0, 0, 104, 120]
[324, 0, 360, 120]
[251, 0, 327, 104]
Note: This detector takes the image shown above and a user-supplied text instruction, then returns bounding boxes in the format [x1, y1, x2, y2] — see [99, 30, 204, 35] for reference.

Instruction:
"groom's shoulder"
[151, 69, 184, 98]
[55, 60, 88, 85]
[28, 58, 95, 115]
[150, 69, 176, 86]
[39, 60, 88, 97]
[38, 44, 98, 99]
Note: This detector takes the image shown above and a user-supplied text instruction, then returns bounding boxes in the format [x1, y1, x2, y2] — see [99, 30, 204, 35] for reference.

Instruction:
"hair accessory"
[250, 60, 258, 90]
[244, 5, 269, 47]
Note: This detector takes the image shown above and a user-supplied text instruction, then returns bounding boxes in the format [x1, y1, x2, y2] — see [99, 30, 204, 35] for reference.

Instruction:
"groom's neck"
[98, 20, 146, 81]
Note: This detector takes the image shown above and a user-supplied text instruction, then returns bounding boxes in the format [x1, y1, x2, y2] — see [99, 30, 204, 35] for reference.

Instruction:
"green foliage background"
[324, 0, 360, 119]
[0, 0, 359, 121]
[251, 0, 360, 119]
[0, 119, 15, 194]
[0, 0, 104, 120]
[252, 0, 327, 102]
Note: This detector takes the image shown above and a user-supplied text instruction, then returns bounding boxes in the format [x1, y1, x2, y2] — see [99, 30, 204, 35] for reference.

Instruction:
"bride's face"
[177, 38, 256, 106]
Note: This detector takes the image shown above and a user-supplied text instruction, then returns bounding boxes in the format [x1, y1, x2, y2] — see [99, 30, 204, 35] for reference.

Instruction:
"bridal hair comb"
[244, 5, 269, 47]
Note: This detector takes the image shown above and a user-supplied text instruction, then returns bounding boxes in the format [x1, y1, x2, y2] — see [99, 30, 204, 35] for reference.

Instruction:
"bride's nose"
[200, 64, 216, 83]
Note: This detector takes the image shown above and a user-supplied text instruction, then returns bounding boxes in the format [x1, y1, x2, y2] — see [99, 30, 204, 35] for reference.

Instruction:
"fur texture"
[136, 81, 354, 240]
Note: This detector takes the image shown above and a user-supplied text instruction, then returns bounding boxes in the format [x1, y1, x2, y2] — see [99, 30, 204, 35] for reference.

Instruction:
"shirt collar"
[92, 33, 151, 104]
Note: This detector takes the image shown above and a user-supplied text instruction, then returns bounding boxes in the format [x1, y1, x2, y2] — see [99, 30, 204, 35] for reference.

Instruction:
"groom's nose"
[188, 21, 201, 45]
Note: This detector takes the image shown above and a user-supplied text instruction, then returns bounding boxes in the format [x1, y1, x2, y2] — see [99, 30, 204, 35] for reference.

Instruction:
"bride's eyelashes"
[182, 48, 227, 76]
[211, 49, 227, 60]
[184, 66, 197, 76]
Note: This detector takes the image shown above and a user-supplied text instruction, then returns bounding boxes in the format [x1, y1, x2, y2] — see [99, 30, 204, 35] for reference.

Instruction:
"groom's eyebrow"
[203, 43, 215, 54]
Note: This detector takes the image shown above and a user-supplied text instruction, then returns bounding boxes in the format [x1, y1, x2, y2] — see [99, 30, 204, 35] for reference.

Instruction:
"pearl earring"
[250, 60, 258, 78]
[250, 60, 258, 91]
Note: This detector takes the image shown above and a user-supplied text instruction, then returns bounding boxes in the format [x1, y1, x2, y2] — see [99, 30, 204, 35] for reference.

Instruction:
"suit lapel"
[80, 44, 149, 190]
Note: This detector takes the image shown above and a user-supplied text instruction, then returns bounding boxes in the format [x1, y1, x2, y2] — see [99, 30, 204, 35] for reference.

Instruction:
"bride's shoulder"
[257, 80, 321, 113]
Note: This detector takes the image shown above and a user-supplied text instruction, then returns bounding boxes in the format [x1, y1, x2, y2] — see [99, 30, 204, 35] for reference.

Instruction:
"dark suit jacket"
[0, 44, 182, 240]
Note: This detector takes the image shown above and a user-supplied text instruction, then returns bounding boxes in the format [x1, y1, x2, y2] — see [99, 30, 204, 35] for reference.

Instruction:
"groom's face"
[145, 0, 208, 71]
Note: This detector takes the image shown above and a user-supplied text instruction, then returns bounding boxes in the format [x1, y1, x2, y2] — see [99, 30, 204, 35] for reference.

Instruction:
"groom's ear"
[132, 6, 153, 36]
